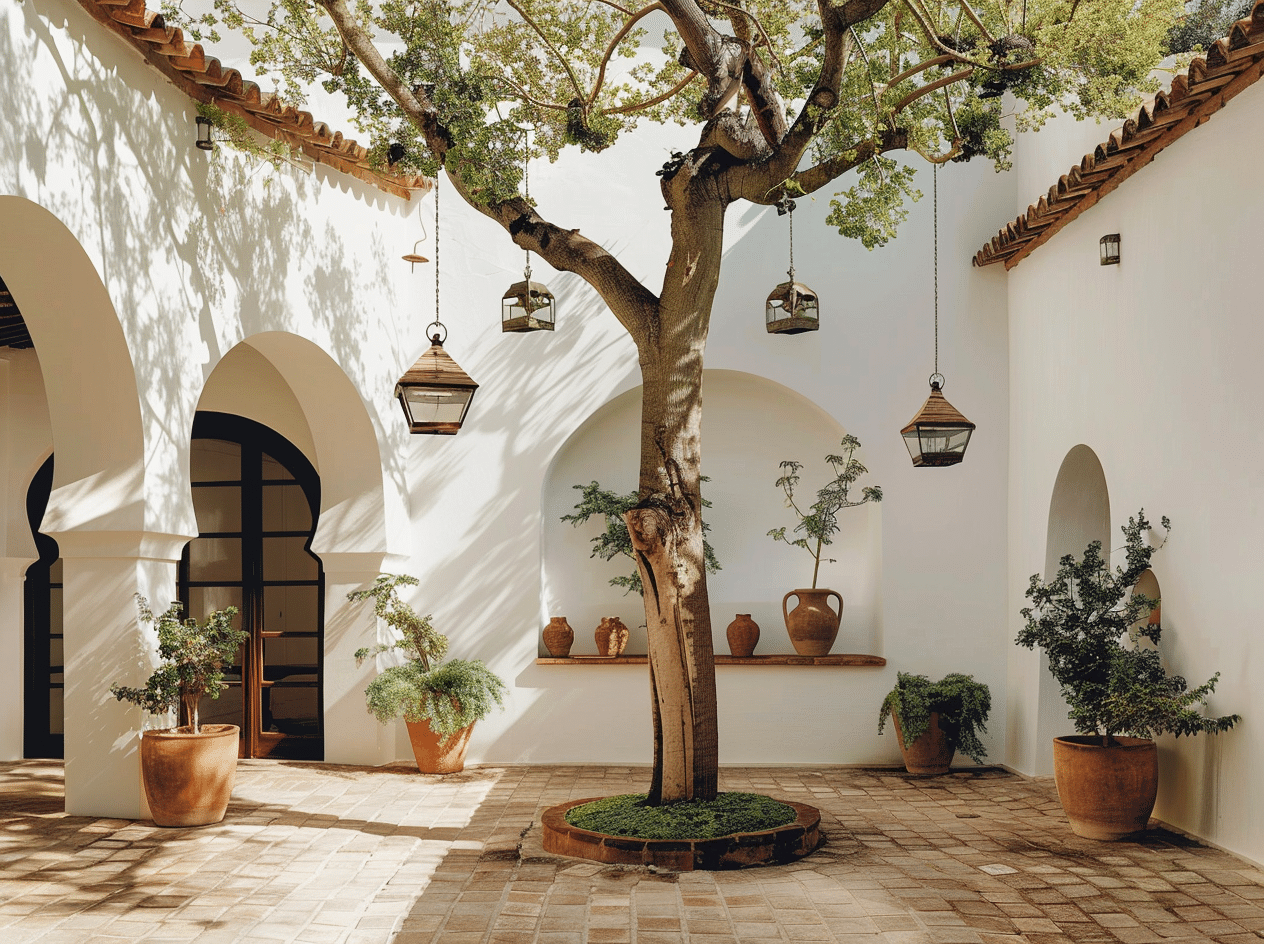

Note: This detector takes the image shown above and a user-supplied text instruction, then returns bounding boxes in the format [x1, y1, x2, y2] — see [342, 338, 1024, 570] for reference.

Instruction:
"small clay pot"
[543, 616, 574, 657]
[595, 616, 630, 657]
[726, 614, 760, 658]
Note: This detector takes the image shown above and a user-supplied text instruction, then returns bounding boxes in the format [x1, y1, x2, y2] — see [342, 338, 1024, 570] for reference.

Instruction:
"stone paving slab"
[2, 760, 1264, 943]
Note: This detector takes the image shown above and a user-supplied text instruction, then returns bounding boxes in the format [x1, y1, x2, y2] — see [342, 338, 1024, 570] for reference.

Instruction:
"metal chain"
[788, 205, 795, 279]
[934, 163, 939, 376]
[434, 179, 440, 331]
[524, 127, 531, 277]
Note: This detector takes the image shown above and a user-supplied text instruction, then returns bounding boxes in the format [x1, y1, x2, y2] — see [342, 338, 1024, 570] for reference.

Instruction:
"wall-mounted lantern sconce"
[1100, 233, 1121, 266]
[195, 115, 214, 152]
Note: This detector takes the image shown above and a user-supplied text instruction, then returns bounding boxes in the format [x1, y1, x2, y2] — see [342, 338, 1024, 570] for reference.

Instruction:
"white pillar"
[321, 552, 399, 766]
[0, 559, 30, 760]
[55, 531, 185, 819]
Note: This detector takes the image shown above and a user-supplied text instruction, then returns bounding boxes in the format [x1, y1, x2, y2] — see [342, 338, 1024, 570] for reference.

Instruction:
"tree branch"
[609, 70, 701, 114]
[787, 128, 909, 199]
[504, 0, 587, 102]
[589, 2, 667, 106]
[891, 68, 972, 115]
[314, 0, 659, 341]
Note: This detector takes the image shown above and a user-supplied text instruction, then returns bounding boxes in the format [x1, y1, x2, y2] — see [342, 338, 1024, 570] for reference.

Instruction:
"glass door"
[23, 456, 63, 759]
[181, 415, 324, 760]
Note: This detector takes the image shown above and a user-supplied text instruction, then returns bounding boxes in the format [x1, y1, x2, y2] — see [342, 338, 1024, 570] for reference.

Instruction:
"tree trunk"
[624, 187, 726, 804]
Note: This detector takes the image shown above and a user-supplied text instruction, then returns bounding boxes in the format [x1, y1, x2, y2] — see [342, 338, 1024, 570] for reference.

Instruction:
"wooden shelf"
[535, 653, 885, 667]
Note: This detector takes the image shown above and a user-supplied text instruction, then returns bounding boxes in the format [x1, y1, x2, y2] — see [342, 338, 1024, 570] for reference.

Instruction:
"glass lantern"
[394, 331, 478, 435]
[900, 375, 975, 467]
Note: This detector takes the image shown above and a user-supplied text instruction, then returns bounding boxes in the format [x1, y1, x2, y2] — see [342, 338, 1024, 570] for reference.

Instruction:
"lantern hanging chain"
[434, 180, 441, 334]
[933, 163, 939, 378]
[523, 127, 532, 279]
[788, 203, 795, 280]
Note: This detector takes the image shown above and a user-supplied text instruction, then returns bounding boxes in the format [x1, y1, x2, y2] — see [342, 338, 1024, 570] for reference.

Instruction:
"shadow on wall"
[541, 370, 885, 659]
[0, 0, 408, 543]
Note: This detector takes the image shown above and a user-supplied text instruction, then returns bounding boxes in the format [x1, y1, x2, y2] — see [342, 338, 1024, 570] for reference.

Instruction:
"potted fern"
[878, 672, 991, 774]
[110, 595, 247, 827]
[768, 434, 882, 655]
[1017, 511, 1239, 839]
[349, 574, 506, 773]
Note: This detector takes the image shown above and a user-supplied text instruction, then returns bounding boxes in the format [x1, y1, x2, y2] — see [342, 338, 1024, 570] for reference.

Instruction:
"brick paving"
[2, 760, 1263, 944]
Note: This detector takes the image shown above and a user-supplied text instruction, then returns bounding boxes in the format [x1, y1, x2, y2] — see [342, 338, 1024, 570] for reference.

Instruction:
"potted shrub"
[349, 574, 507, 773]
[768, 434, 882, 655]
[878, 672, 991, 774]
[110, 595, 247, 827]
[1017, 510, 1239, 840]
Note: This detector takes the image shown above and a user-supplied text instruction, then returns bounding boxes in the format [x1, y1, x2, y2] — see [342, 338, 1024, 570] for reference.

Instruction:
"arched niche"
[1035, 443, 1111, 773]
[540, 369, 883, 656]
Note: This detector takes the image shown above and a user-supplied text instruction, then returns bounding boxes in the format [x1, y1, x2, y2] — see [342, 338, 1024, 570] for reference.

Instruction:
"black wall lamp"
[195, 115, 214, 151]
[1100, 233, 1121, 265]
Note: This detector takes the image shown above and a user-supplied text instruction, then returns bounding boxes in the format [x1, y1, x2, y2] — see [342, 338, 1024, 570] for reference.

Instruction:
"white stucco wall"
[1005, 81, 1264, 859]
[4, 0, 1017, 814]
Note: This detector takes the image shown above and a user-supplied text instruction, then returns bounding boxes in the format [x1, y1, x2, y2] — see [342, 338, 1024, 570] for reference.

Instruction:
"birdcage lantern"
[765, 197, 819, 335]
[502, 267, 556, 332]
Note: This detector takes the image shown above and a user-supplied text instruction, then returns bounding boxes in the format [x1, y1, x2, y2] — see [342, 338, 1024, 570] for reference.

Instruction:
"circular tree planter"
[541, 797, 821, 871]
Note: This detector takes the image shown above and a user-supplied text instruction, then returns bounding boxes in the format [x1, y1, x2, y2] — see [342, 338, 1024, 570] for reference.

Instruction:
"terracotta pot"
[1052, 735, 1158, 840]
[726, 614, 760, 658]
[140, 723, 239, 827]
[594, 616, 630, 657]
[543, 616, 574, 657]
[891, 711, 955, 775]
[782, 589, 843, 656]
[406, 718, 475, 774]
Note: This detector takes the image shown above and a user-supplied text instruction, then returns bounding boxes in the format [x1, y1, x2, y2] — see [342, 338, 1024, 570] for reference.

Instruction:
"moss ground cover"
[564, 792, 796, 840]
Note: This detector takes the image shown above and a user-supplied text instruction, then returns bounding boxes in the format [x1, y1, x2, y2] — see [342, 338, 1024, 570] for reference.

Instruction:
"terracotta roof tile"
[974, 0, 1264, 269]
[75, 0, 431, 200]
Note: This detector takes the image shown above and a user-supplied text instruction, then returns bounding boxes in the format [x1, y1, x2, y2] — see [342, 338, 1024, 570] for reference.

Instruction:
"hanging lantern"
[502, 125, 557, 333]
[395, 180, 477, 434]
[901, 165, 974, 467]
[395, 324, 479, 435]
[765, 198, 819, 335]
[901, 374, 975, 466]
[502, 267, 556, 332]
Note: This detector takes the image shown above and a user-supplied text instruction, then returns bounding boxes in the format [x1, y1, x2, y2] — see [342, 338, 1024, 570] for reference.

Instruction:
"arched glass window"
[180, 413, 324, 760]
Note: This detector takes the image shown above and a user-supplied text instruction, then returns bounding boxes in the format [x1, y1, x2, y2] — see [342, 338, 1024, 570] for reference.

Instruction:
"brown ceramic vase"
[406, 719, 475, 774]
[891, 711, 955, 775]
[542, 616, 574, 657]
[726, 614, 760, 658]
[1052, 735, 1158, 840]
[594, 616, 630, 657]
[782, 589, 843, 656]
[140, 723, 240, 827]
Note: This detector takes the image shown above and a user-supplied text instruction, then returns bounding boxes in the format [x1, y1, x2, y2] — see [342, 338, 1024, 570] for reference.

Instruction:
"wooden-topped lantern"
[765, 278, 820, 334]
[900, 375, 975, 467]
[502, 267, 556, 332]
[394, 329, 478, 435]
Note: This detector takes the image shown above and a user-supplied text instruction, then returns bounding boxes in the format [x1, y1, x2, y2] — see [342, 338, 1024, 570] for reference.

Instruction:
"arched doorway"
[180, 413, 324, 760]
[23, 456, 62, 759]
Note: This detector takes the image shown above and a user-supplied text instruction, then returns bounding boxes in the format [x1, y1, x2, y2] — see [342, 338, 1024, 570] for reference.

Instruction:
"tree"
[183, 0, 1183, 803]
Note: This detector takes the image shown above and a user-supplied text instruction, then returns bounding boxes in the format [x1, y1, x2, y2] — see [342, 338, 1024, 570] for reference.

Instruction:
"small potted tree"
[878, 672, 992, 774]
[110, 595, 247, 827]
[768, 435, 882, 656]
[349, 574, 507, 773]
[1017, 511, 1240, 840]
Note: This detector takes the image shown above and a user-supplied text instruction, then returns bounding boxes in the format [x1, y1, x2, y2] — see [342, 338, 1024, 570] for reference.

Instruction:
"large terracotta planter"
[406, 719, 475, 773]
[1052, 735, 1158, 840]
[140, 723, 239, 827]
[782, 589, 843, 656]
[891, 711, 955, 775]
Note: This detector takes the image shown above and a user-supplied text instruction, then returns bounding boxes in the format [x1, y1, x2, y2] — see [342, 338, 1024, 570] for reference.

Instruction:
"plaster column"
[321, 551, 398, 766]
[55, 531, 186, 819]
[0, 559, 31, 760]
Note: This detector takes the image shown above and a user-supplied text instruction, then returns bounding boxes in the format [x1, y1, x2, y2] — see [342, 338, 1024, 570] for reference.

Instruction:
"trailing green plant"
[349, 574, 506, 739]
[878, 672, 992, 764]
[768, 435, 883, 589]
[562, 479, 720, 596]
[1017, 510, 1240, 746]
[110, 595, 247, 734]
